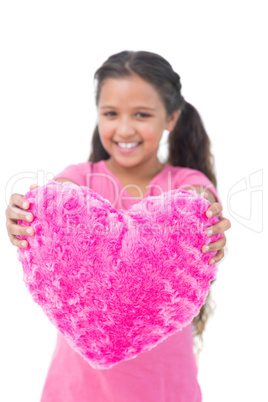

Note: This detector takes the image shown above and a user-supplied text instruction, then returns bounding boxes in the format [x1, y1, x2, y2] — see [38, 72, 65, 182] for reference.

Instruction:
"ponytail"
[167, 101, 217, 188]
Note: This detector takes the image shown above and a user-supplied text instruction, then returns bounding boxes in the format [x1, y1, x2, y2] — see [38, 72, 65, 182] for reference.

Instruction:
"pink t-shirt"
[40, 160, 220, 402]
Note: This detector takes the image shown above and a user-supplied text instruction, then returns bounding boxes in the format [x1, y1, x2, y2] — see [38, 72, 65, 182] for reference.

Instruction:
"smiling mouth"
[114, 141, 142, 149]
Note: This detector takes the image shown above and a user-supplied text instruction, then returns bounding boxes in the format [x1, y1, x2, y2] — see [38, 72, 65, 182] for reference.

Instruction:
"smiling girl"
[6, 50, 231, 401]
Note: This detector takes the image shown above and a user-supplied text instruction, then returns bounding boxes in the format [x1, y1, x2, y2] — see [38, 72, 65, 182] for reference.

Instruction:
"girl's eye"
[136, 113, 151, 118]
[103, 112, 151, 118]
[104, 112, 117, 116]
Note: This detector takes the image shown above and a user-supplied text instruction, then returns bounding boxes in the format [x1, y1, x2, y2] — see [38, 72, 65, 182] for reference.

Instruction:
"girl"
[6, 50, 231, 401]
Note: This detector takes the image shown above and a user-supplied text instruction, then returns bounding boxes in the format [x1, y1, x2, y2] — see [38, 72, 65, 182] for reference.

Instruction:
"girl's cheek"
[100, 122, 116, 136]
[145, 129, 162, 143]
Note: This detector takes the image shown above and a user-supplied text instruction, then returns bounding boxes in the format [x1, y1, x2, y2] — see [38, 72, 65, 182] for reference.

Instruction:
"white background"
[0, 1, 267, 401]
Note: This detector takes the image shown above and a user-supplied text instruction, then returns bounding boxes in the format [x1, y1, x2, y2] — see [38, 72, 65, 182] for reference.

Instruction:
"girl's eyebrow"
[100, 106, 156, 111]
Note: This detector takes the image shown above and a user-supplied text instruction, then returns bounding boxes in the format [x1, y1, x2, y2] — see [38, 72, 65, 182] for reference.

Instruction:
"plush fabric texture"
[17, 181, 223, 369]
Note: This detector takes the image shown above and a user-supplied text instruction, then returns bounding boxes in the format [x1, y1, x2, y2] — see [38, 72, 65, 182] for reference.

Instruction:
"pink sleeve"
[178, 168, 221, 204]
[53, 162, 92, 187]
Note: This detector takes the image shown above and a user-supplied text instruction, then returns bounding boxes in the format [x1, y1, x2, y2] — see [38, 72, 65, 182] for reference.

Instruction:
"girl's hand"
[5, 184, 39, 248]
[200, 192, 231, 264]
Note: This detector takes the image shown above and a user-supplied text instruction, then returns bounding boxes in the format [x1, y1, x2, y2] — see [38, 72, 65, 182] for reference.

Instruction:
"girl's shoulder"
[53, 160, 95, 187]
[163, 164, 211, 184]
[164, 165, 219, 201]
[53, 160, 112, 187]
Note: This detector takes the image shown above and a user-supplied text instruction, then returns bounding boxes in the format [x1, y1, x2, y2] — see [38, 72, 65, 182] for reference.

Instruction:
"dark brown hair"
[88, 50, 218, 357]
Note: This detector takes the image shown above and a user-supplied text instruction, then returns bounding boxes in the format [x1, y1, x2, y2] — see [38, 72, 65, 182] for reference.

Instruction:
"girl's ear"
[166, 110, 181, 132]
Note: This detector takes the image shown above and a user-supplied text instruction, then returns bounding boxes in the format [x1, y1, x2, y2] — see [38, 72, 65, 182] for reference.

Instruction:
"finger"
[217, 214, 231, 228]
[206, 217, 231, 237]
[8, 221, 34, 237]
[205, 202, 223, 218]
[6, 205, 33, 222]
[202, 236, 226, 253]
[200, 191, 209, 199]
[8, 233, 29, 248]
[209, 248, 224, 265]
[9, 193, 30, 210]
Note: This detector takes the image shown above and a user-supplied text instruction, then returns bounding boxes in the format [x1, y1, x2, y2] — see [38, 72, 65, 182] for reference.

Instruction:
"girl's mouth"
[114, 142, 142, 153]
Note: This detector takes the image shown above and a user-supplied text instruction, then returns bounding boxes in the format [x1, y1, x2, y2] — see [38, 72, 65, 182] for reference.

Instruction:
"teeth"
[117, 142, 140, 149]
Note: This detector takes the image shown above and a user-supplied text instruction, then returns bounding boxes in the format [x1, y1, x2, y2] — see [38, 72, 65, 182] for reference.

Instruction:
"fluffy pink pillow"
[17, 181, 223, 369]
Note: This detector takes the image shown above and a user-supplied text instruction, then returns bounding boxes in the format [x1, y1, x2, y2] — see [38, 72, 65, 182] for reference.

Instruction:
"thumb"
[30, 184, 39, 190]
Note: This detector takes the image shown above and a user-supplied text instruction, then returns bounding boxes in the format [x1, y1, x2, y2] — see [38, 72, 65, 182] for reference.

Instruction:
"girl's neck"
[104, 157, 166, 182]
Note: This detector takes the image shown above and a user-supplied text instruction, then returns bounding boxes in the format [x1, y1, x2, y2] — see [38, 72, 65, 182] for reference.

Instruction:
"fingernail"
[207, 211, 213, 218]
[204, 245, 210, 252]
[21, 241, 27, 247]
[210, 259, 215, 264]
[26, 214, 32, 221]
[206, 229, 213, 237]
[23, 201, 28, 209]
[26, 228, 33, 235]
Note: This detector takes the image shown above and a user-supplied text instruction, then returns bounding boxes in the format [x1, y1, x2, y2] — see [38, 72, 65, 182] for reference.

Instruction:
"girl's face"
[97, 74, 180, 171]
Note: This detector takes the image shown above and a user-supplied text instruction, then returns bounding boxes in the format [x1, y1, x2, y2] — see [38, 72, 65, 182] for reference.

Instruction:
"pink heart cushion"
[17, 181, 223, 369]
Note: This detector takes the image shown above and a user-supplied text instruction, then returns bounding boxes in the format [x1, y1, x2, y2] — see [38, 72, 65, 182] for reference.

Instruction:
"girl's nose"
[117, 117, 135, 136]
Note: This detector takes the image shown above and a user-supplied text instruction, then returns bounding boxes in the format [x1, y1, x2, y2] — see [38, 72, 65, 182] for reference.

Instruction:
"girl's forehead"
[98, 76, 163, 106]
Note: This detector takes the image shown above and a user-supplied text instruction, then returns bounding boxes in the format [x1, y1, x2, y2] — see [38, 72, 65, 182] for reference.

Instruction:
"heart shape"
[17, 181, 223, 369]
